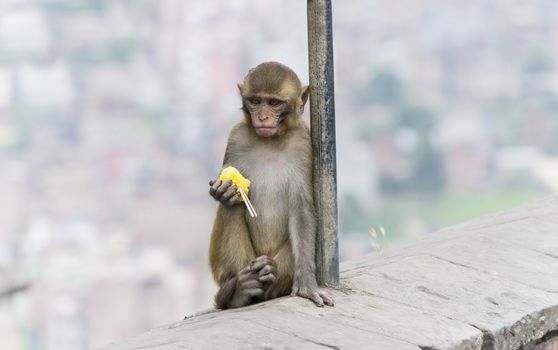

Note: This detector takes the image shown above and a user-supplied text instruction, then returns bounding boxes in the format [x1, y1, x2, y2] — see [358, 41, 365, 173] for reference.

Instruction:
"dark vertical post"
[307, 0, 339, 286]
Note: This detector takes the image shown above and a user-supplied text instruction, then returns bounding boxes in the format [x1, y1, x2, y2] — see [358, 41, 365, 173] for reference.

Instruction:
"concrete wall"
[102, 194, 558, 350]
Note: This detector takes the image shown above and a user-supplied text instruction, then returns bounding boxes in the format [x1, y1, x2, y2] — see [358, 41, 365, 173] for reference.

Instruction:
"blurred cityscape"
[0, 0, 557, 349]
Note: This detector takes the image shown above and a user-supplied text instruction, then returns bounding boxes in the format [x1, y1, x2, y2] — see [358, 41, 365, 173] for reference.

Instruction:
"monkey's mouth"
[255, 127, 278, 137]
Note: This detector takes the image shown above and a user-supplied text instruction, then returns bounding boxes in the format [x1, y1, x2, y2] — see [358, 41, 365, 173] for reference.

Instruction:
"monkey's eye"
[268, 99, 284, 106]
[247, 97, 261, 105]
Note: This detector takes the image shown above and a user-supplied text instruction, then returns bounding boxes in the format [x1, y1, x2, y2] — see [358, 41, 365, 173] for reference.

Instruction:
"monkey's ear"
[237, 83, 245, 96]
[301, 85, 310, 106]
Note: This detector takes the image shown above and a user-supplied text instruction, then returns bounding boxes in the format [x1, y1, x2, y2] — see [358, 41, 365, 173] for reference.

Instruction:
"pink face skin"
[244, 96, 288, 137]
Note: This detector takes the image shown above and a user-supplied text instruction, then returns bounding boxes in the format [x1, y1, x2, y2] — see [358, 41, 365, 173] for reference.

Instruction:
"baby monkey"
[208, 62, 334, 309]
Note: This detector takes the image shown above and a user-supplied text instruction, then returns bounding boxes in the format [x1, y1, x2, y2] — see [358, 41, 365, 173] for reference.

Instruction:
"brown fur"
[209, 62, 333, 309]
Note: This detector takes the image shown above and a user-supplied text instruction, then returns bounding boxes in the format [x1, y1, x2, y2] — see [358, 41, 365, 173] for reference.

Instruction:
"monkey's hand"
[231, 256, 277, 307]
[232, 266, 265, 305]
[250, 256, 277, 296]
[209, 179, 241, 206]
[291, 277, 334, 307]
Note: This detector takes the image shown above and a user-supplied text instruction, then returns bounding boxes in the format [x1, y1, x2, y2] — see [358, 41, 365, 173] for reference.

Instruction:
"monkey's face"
[238, 62, 309, 138]
[243, 95, 291, 137]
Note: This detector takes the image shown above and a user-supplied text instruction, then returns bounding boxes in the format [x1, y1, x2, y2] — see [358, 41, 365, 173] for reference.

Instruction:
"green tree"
[356, 70, 403, 106]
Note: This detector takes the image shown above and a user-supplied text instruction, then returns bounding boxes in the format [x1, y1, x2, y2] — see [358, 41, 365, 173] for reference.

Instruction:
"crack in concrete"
[541, 251, 558, 260]
[504, 279, 558, 295]
[268, 303, 424, 346]
[482, 216, 532, 227]
[416, 286, 451, 301]
[289, 299, 429, 348]
[347, 287, 463, 324]
[430, 255, 480, 272]
[239, 317, 341, 349]
[431, 255, 558, 294]
[308, 341, 341, 350]
[245, 302, 423, 349]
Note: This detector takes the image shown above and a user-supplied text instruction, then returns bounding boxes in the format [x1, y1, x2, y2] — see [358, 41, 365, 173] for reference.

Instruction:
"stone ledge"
[102, 194, 558, 350]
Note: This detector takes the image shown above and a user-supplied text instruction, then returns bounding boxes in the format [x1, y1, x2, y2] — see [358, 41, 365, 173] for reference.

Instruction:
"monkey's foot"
[291, 286, 334, 307]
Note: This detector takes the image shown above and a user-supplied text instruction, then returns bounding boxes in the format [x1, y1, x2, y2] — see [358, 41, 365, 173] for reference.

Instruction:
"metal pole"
[307, 0, 339, 286]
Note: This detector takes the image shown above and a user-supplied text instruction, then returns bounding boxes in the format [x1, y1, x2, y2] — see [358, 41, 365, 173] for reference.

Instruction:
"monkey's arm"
[288, 192, 334, 307]
[209, 204, 261, 309]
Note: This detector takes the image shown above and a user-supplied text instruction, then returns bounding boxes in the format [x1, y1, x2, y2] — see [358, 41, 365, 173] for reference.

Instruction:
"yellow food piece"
[219, 166, 250, 199]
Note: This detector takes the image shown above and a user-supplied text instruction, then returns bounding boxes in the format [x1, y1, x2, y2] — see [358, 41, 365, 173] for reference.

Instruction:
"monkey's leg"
[267, 242, 294, 299]
[210, 205, 258, 309]
[288, 196, 334, 307]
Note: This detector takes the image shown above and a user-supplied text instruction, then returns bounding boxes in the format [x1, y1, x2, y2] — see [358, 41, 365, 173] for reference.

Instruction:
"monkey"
[207, 62, 334, 309]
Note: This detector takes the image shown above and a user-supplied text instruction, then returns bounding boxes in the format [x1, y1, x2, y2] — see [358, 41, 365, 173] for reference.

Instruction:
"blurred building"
[0, 0, 557, 349]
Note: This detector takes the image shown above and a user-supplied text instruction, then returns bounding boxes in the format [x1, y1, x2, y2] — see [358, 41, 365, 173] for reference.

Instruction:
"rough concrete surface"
[102, 195, 558, 350]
